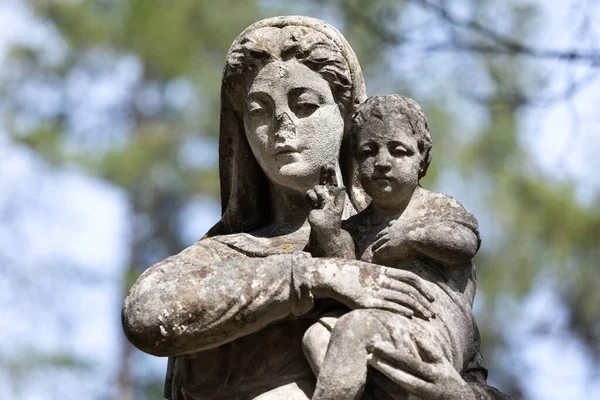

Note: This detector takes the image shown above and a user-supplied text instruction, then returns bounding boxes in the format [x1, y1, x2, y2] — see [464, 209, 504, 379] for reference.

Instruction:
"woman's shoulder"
[158, 233, 297, 270]
[175, 235, 249, 263]
[205, 227, 311, 258]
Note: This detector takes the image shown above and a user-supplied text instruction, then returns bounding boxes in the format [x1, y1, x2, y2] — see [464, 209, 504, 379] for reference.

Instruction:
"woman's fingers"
[371, 356, 433, 397]
[379, 289, 433, 320]
[384, 269, 435, 302]
[369, 299, 414, 318]
[411, 332, 445, 363]
[381, 278, 434, 315]
[370, 342, 437, 384]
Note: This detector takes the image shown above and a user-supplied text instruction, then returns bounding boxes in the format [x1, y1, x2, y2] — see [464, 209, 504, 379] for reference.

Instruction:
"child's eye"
[390, 144, 413, 157]
[391, 147, 408, 156]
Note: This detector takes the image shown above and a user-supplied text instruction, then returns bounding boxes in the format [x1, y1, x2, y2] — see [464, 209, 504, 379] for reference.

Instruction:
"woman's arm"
[122, 241, 435, 357]
[122, 245, 310, 357]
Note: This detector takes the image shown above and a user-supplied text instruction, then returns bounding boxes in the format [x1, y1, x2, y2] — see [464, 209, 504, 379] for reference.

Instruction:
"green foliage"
[5, 350, 90, 389]
[16, 124, 65, 165]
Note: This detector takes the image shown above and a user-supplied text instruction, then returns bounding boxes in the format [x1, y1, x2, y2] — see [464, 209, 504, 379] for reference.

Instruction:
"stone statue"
[122, 16, 511, 400]
[305, 95, 483, 400]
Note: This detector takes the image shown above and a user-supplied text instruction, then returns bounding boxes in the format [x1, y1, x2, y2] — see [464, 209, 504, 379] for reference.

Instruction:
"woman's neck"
[266, 183, 311, 234]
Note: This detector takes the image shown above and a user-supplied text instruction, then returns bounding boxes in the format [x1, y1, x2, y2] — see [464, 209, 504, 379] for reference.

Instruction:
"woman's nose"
[276, 111, 293, 126]
[273, 100, 293, 119]
[274, 112, 296, 138]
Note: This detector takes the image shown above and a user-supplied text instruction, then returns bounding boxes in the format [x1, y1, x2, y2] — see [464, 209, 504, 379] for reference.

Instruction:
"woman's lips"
[273, 145, 302, 165]
[274, 144, 299, 155]
[273, 142, 305, 160]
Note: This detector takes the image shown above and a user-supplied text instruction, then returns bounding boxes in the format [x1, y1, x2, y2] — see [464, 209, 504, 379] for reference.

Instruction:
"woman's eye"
[293, 91, 322, 116]
[296, 102, 319, 112]
[247, 101, 266, 117]
[359, 148, 374, 157]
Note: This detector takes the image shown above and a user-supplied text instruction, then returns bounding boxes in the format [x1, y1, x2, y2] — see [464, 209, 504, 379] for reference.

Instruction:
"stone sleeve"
[290, 251, 316, 316]
[122, 241, 317, 357]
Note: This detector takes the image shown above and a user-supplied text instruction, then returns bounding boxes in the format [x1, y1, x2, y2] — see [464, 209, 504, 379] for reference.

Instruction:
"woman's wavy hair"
[207, 17, 367, 236]
[224, 25, 354, 118]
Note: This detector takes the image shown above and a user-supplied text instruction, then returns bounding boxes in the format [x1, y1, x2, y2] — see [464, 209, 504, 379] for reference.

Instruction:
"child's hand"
[371, 220, 412, 264]
[306, 164, 346, 231]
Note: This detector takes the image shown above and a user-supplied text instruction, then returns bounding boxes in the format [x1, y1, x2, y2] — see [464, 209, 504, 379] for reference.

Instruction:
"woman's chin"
[272, 162, 320, 192]
[278, 161, 309, 175]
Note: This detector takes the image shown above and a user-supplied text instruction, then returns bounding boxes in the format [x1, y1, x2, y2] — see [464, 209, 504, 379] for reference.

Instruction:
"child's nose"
[374, 151, 392, 169]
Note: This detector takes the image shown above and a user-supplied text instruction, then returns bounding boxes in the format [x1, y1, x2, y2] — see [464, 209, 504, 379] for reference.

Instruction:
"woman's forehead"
[247, 60, 332, 96]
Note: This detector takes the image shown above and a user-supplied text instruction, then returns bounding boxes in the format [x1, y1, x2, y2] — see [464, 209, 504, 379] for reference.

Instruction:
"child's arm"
[306, 165, 356, 259]
[386, 219, 478, 264]
[308, 222, 356, 259]
[373, 194, 480, 266]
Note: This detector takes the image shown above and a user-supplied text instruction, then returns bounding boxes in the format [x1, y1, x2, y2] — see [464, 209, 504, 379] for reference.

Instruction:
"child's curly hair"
[350, 94, 433, 179]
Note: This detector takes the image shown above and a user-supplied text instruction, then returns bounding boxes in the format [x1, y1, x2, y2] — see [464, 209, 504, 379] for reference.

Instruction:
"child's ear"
[418, 147, 432, 179]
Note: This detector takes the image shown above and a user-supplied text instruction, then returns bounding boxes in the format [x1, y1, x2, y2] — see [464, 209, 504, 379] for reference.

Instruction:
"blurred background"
[0, 0, 598, 399]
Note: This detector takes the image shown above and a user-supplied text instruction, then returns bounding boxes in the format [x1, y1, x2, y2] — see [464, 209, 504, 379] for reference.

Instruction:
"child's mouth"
[372, 175, 392, 181]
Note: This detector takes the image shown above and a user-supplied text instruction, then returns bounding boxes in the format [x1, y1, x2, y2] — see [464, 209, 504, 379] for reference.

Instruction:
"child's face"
[356, 114, 421, 208]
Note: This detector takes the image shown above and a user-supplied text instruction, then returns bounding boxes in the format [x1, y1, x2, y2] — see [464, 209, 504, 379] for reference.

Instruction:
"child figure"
[304, 95, 481, 400]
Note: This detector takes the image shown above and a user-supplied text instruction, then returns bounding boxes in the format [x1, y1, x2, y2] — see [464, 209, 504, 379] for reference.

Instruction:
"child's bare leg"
[312, 309, 389, 400]
[303, 313, 342, 376]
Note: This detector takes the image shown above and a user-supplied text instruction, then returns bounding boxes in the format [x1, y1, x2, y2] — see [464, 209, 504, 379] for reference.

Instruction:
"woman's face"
[244, 59, 344, 194]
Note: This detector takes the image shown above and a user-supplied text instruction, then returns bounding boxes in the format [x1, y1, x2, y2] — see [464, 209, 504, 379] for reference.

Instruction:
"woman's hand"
[351, 267, 435, 320]
[368, 335, 476, 400]
[300, 258, 435, 320]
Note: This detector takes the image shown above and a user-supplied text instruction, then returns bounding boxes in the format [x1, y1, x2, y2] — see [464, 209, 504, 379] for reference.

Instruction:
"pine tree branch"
[411, 0, 600, 65]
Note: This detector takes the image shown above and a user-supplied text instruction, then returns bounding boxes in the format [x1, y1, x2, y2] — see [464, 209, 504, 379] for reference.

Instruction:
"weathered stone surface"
[122, 16, 511, 400]
[306, 95, 482, 400]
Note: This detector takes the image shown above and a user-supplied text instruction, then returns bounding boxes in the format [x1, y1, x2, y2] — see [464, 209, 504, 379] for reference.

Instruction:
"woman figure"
[122, 16, 508, 400]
